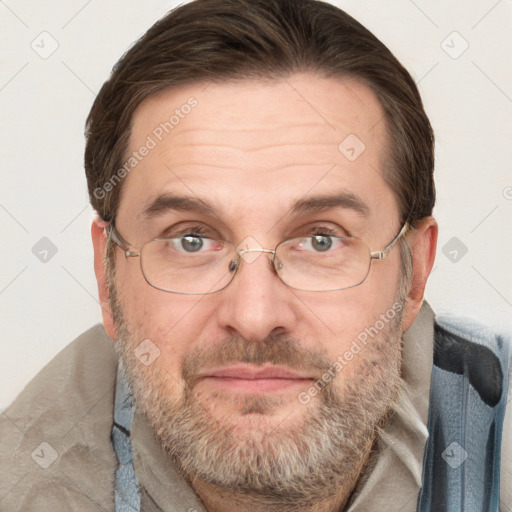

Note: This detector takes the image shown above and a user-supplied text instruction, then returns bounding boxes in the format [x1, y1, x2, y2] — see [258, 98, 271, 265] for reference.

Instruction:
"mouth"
[194, 365, 317, 393]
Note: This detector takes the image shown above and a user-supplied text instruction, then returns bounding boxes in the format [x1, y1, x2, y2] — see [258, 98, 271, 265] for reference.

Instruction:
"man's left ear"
[91, 217, 118, 340]
[402, 216, 438, 331]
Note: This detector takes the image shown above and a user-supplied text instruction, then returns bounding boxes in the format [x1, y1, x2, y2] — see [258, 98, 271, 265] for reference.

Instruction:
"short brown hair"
[85, 0, 435, 225]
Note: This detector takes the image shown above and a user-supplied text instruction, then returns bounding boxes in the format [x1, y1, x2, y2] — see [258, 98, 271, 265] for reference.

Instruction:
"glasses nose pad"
[228, 258, 239, 273]
[274, 256, 284, 271]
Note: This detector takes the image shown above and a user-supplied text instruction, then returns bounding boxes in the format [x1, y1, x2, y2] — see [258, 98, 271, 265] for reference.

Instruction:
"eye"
[167, 233, 224, 254]
[180, 235, 204, 253]
[296, 225, 348, 253]
[293, 227, 348, 254]
[160, 224, 222, 254]
[301, 234, 345, 253]
[310, 235, 332, 252]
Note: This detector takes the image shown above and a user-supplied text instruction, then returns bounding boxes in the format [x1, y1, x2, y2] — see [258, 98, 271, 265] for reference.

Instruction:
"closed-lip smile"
[195, 364, 316, 393]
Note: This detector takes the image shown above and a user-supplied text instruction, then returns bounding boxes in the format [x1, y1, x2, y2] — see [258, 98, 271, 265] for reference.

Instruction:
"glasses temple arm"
[106, 222, 140, 257]
[370, 222, 412, 260]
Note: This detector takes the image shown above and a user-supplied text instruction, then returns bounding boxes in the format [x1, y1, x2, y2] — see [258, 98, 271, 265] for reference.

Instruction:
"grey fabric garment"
[345, 302, 435, 511]
[0, 324, 118, 511]
[1, 303, 510, 511]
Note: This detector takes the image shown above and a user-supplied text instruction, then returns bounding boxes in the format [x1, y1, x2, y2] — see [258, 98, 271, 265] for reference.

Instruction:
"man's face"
[107, 74, 408, 500]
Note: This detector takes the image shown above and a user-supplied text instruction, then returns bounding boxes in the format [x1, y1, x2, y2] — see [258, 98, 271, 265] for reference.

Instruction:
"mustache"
[181, 333, 333, 388]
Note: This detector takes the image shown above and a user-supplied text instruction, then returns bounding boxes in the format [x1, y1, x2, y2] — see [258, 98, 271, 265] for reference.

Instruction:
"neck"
[188, 454, 370, 512]
[192, 483, 348, 512]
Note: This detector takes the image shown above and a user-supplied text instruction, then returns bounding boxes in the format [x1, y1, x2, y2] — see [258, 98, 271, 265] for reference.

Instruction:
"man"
[1, 0, 510, 511]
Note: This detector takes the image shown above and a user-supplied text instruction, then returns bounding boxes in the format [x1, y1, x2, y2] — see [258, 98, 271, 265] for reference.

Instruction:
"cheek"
[115, 264, 215, 370]
[116, 257, 193, 331]
[308, 261, 402, 358]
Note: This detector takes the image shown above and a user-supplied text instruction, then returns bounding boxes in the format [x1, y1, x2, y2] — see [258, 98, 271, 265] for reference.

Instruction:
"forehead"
[117, 74, 398, 236]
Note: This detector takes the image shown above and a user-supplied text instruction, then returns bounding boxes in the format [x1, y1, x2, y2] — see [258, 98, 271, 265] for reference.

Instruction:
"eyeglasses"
[107, 222, 410, 294]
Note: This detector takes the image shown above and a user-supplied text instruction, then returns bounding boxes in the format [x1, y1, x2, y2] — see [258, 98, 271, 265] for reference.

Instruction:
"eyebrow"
[141, 190, 369, 220]
[291, 191, 370, 217]
[141, 194, 219, 218]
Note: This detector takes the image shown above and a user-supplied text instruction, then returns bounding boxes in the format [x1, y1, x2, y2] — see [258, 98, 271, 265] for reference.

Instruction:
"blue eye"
[310, 235, 333, 252]
[295, 234, 347, 254]
[180, 235, 204, 252]
[166, 233, 224, 255]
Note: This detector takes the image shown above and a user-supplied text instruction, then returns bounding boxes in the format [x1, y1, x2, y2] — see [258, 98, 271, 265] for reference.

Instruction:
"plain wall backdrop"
[1, 0, 511, 409]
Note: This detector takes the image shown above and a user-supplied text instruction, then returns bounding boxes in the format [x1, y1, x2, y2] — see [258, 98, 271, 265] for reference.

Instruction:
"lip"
[195, 365, 316, 393]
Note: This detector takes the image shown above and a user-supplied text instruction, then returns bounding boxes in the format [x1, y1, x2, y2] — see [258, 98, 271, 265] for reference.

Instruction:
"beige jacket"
[1, 302, 510, 511]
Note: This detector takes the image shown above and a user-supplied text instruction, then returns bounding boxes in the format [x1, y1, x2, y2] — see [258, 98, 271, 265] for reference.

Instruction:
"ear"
[402, 216, 438, 331]
[91, 217, 118, 340]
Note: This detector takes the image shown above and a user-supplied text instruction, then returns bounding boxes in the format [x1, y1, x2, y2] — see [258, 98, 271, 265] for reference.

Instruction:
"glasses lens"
[138, 233, 371, 294]
[140, 237, 237, 294]
[276, 235, 371, 291]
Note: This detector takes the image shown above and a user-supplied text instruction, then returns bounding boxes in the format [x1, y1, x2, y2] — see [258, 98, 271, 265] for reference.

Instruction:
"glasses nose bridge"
[233, 247, 281, 275]
[237, 247, 275, 258]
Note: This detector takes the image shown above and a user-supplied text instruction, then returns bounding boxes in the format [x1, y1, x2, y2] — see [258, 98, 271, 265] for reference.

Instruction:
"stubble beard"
[109, 276, 404, 509]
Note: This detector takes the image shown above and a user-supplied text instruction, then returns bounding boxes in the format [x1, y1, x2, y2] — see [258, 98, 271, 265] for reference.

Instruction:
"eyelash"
[309, 226, 346, 238]
[172, 225, 211, 238]
[169, 224, 347, 240]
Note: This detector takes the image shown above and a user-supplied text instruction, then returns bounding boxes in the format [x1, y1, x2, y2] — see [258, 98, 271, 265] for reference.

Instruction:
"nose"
[215, 249, 298, 342]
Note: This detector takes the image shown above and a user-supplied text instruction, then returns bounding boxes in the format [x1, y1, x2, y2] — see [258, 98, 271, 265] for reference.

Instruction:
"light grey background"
[1, 0, 511, 409]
